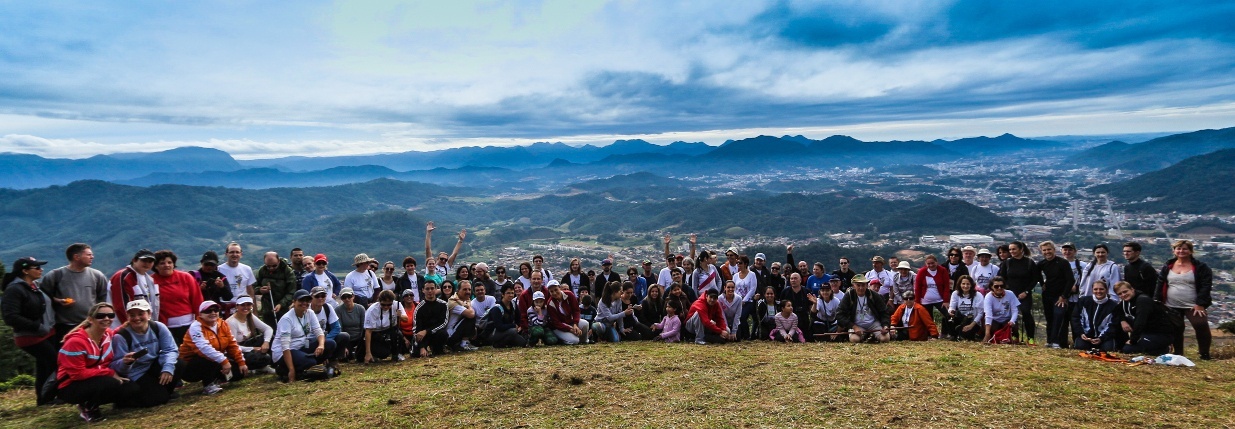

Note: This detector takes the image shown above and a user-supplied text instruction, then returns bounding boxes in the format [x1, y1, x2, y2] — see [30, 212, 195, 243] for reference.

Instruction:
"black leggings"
[116, 368, 177, 408]
[20, 339, 58, 405]
[488, 328, 527, 348]
[1171, 307, 1212, 357]
[368, 328, 408, 360]
[178, 356, 245, 386]
[623, 321, 655, 341]
[59, 375, 140, 409]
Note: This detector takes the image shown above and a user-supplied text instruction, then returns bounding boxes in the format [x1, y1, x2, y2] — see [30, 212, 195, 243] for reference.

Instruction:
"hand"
[623, 328, 633, 334]
[366, 353, 375, 364]
[259, 285, 271, 294]
[1017, 292, 1027, 300]
[1192, 305, 1206, 317]
[415, 331, 427, 342]
[982, 335, 992, 343]
[1121, 321, 1133, 333]
[213, 278, 225, 288]
[807, 294, 817, 303]
[122, 352, 137, 365]
[287, 372, 296, 383]
[962, 324, 973, 333]
[112, 374, 130, 384]
[853, 326, 865, 335]
[220, 361, 232, 376]
[624, 308, 634, 315]
[458, 229, 467, 241]
[663, 233, 671, 245]
[942, 302, 949, 309]
[314, 345, 325, 357]
[159, 372, 173, 385]
[787, 244, 794, 254]
[426, 221, 435, 233]
[274, 304, 282, 313]
[689, 234, 696, 245]
[239, 365, 249, 376]
[1055, 297, 1067, 308]
[259, 342, 270, 354]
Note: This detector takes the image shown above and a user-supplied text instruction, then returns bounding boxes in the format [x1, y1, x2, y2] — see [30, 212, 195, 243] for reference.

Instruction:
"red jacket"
[545, 290, 581, 331]
[914, 266, 951, 304]
[890, 302, 939, 341]
[686, 294, 728, 335]
[152, 270, 203, 327]
[57, 327, 116, 389]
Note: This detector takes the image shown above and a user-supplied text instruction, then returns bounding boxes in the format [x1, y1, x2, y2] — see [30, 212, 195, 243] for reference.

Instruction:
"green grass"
[1, 341, 1232, 428]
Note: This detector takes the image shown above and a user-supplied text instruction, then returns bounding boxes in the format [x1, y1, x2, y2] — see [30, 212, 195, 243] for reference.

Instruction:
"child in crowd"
[773, 300, 805, 343]
[526, 292, 558, 346]
[652, 300, 682, 342]
[579, 294, 598, 343]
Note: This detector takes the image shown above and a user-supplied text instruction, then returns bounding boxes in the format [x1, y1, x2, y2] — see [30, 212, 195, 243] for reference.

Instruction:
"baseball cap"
[134, 249, 156, 261]
[339, 287, 355, 297]
[1060, 243, 1076, 250]
[314, 253, 328, 263]
[602, 259, 612, 266]
[198, 301, 221, 313]
[235, 296, 254, 306]
[755, 253, 766, 261]
[12, 257, 48, 271]
[533, 291, 545, 300]
[293, 290, 312, 301]
[125, 299, 152, 312]
[310, 286, 328, 296]
[200, 251, 220, 265]
[401, 289, 416, 298]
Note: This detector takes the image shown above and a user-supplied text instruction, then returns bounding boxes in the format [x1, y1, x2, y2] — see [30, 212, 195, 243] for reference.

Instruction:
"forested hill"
[0, 179, 1007, 271]
[1092, 148, 1235, 213]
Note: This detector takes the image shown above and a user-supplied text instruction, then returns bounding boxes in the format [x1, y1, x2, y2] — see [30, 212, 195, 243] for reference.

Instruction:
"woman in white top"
[807, 287, 843, 341]
[1076, 244, 1121, 302]
[732, 255, 759, 340]
[364, 290, 409, 362]
[945, 275, 984, 341]
[1158, 240, 1213, 360]
[343, 254, 379, 307]
[378, 261, 398, 294]
[692, 251, 721, 295]
[225, 296, 275, 372]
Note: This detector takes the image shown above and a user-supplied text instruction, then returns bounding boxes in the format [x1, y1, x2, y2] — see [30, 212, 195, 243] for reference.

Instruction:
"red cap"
[314, 253, 328, 263]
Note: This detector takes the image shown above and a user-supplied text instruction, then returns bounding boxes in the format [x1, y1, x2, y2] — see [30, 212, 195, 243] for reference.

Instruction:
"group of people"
[0, 228, 1216, 423]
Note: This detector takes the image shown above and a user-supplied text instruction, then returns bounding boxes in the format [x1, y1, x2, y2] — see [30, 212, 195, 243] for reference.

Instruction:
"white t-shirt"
[564, 273, 586, 295]
[363, 301, 404, 331]
[983, 292, 1019, 325]
[217, 263, 255, 303]
[657, 267, 674, 288]
[854, 295, 877, 328]
[471, 296, 497, 319]
[922, 269, 943, 304]
[379, 277, 396, 292]
[969, 263, 998, 294]
[272, 310, 322, 357]
[733, 271, 758, 302]
[447, 303, 472, 336]
[814, 296, 840, 322]
[313, 305, 338, 332]
[344, 270, 377, 301]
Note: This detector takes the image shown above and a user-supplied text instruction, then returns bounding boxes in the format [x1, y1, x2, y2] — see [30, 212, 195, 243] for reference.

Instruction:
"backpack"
[988, 323, 1014, 344]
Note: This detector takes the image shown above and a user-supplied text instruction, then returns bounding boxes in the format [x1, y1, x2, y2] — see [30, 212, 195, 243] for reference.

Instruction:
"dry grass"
[1, 341, 1233, 428]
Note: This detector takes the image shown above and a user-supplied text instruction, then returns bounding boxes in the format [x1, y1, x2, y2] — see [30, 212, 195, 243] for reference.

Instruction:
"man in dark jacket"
[592, 259, 621, 297]
[1122, 242, 1158, 297]
[254, 251, 297, 327]
[1037, 241, 1075, 349]
[837, 276, 890, 343]
[395, 256, 427, 302]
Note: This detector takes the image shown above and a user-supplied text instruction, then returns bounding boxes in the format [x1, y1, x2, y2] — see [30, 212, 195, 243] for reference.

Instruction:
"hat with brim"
[198, 301, 221, 313]
[126, 299, 152, 313]
[13, 257, 49, 271]
[293, 290, 312, 301]
[235, 296, 254, 306]
[134, 249, 156, 261]
[977, 249, 992, 256]
[897, 261, 911, 270]
[339, 287, 354, 297]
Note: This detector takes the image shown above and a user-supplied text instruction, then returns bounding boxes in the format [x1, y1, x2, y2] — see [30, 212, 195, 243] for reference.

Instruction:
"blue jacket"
[301, 270, 342, 296]
[109, 321, 178, 380]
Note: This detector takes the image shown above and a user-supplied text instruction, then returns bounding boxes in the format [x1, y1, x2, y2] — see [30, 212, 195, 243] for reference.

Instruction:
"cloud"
[0, 1, 1233, 157]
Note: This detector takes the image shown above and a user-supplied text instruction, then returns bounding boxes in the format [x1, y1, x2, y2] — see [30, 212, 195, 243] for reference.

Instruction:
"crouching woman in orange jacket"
[890, 290, 939, 341]
[178, 301, 247, 395]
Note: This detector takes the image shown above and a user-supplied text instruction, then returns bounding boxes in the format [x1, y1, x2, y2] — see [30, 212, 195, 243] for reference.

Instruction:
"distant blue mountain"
[1065, 126, 1235, 172]
[0, 146, 241, 189]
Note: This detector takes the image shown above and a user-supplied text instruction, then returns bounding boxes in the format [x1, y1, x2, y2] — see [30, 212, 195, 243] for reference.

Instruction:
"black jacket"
[998, 256, 1041, 296]
[1037, 257, 1075, 299]
[837, 290, 890, 329]
[395, 273, 427, 301]
[946, 263, 970, 284]
[1071, 296, 1119, 341]
[1119, 293, 1174, 343]
[1123, 258, 1158, 298]
[2, 278, 53, 335]
[1155, 258, 1213, 308]
[414, 299, 448, 334]
[592, 271, 621, 296]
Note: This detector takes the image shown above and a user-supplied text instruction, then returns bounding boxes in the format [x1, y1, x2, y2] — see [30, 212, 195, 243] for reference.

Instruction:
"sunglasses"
[93, 312, 116, 320]
[201, 308, 220, 314]
[315, 261, 327, 266]
[313, 294, 327, 299]
[380, 302, 393, 307]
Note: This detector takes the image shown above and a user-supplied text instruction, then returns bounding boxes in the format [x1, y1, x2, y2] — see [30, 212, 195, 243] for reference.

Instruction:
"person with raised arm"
[424, 221, 465, 278]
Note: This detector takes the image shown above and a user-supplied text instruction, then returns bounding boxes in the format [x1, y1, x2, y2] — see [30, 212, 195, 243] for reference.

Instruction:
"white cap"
[125, 299, 151, 312]
[533, 291, 546, 300]
[235, 295, 254, 306]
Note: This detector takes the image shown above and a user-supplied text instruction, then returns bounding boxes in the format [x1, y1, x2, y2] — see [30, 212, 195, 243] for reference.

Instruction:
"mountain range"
[1092, 148, 1235, 213]
[1065, 126, 1235, 172]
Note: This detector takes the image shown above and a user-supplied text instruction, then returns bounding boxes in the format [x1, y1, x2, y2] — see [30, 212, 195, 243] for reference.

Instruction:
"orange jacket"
[179, 317, 245, 364]
[890, 302, 939, 341]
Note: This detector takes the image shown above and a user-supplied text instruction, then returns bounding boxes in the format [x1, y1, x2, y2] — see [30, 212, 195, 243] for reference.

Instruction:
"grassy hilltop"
[0, 341, 1231, 428]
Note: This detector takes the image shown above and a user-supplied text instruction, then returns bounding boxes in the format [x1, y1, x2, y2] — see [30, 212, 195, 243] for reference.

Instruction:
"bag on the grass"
[989, 324, 1013, 344]
[1152, 354, 1195, 367]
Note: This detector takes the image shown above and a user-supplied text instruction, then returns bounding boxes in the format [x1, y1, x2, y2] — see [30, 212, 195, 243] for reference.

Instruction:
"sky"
[2, 0, 1234, 159]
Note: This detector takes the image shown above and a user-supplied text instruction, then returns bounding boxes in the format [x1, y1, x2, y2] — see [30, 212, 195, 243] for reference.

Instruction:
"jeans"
[275, 339, 337, 376]
[1170, 307, 1212, 357]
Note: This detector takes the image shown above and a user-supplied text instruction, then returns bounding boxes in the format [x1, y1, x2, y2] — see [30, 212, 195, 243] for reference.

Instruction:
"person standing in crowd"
[837, 276, 890, 343]
[1060, 243, 1087, 289]
[560, 258, 587, 296]
[657, 252, 678, 290]
[890, 290, 939, 341]
[492, 265, 513, 290]
[914, 255, 951, 321]
[1122, 242, 1158, 298]
[273, 290, 331, 381]
[831, 257, 857, 291]
[110, 249, 159, 325]
[806, 262, 830, 295]
[178, 301, 247, 395]
[641, 260, 657, 291]
[516, 262, 534, 291]
[1071, 280, 1119, 351]
[732, 256, 758, 340]
[968, 248, 998, 294]
[982, 277, 1019, 344]
[594, 259, 622, 297]
[110, 300, 179, 408]
[765, 261, 785, 298]
[693, 251, 723, 296]
[780, 272, 813, 335]
[530, 254, 552, 284]
[290, 248, 309, 286]
[1113, 281, 1173, 355]
[395, 257, 426, 302]
[997, 241, 1040, 343]
[996, 245, 1011, 265]
[424, 222, 465, 277]
[945, 275, 984, 341]
[194, 251, 233, 308]
[226, 296, 274, 374]
[378, 261, 398, 296]
[217, 243, 256, 313]
[56, 303, 139, 423]
[944, 248, 970, 284]
[626, 266, 648, 303]
[41, 243, 109, 347]
[685, 289, 734, 345]
[365, 290, 409, 362]
[785, 244, 811, 285]
[1157, 240, 1213, 360]
[344, 254, 379, 307]
[886, 261, 914, 307]
[150, 250, 203, 345]
[301, 254, 341, 298]
[865, 256, 894, 297]
[961, 246, 978, 273]
[1037, 241, 1075, 349]
[720, 248, 740, 282]
[2, 257, 58, 405]
[1077, 244, 1121, 300]
[751, 253, 771, 290]
[254, 251, 296, 327]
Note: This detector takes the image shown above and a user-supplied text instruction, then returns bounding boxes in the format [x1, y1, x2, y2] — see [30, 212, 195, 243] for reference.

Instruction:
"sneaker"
[325, 366, 336, 378]
[695, 339, 706, 345]
[77, 405, 95, 423]
[460, 341, 479, 352]
[88, 407, 104, 423]
[304, 364, 327, 378]
[1047, 343, 1060, 349]
[202, 383, 223, 396]
[259, 366, 277, 375]
[394, 354, 406, 362]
